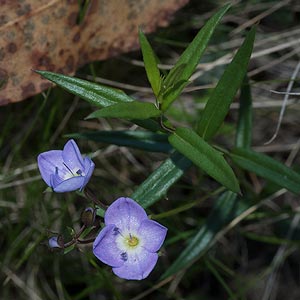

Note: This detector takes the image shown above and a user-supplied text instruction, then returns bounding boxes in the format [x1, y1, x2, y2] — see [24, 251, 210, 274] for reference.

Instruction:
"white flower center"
[61, 163, 84, 180]
[116, 231, 143, 254]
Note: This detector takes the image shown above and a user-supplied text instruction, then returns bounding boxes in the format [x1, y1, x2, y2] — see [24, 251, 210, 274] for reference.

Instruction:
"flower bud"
[81, 207, 96, 227]
[48, 235, 64, 249]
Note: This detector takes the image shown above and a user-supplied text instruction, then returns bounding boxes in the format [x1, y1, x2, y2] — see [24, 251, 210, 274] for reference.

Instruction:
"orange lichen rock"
[0, 0, 188, 105]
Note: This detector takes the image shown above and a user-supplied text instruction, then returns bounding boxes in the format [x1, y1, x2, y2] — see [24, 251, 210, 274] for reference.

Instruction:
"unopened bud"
[81, 207, 96, 227]
[48, 235, 64, 249]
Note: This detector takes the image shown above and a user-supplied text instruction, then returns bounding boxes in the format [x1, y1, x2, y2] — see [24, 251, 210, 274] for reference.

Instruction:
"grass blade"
[169, 127, 240, 193]
[162, 191, 250, 278]
[230, 148, 300, 194]
[197, 27, 256, 140]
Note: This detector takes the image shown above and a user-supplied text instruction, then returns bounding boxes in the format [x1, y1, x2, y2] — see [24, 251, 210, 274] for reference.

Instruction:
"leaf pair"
[139, 4, 232, 111]
[35, 70, 162, 131]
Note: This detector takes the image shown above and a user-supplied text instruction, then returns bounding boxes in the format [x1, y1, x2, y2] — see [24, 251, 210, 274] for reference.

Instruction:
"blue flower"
[93, 197, 167, 280]
[38, 139, 95, 193]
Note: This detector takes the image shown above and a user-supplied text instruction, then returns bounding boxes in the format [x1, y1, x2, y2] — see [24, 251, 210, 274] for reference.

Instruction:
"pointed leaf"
[230, 148, 300, 194]
[132, 151, 192, 208]
[160, 80, 189, 106]
[161, 63, 186, 91]
[35, 70, 133, 107]
[197, 27, 256, 139]
[86, 101, 161, 120]
[162, 191, 250, 278]
[161, 4, 231, 111]
[67, 131, 171, 153]
[35, 70, 162, 132]
[131, 118, 162, 132]
[158, 64, 187, 104]
[235, 76, 253, 148]
[139, 29, 161, 97]
[169, 127, 240, 193]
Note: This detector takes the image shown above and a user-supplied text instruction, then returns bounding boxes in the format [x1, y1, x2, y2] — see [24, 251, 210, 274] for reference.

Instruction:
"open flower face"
[37, 139, 95, 193]
[93, 197, 167, 280]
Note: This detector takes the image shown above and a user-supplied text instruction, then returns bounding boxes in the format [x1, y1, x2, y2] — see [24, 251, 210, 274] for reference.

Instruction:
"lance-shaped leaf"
[139, 29, 161, 97]
[35, 70, 133, 107]
[158, 64, 188, 103]
[67, 131, 171, 153]
[86, 101, 161, 120]
[132, 151, 192, 208]
[163, 64, 186, 89]
[160, 79, 190, 107]
[197, 27, 256, 140]
[230, 148, 300, 194]
[162, 191, 250, 279]
[168, 127, 240, 193]
[235, 76, 253, 148]
[161, 3, 231, 111]
[35, 70, 161, 132]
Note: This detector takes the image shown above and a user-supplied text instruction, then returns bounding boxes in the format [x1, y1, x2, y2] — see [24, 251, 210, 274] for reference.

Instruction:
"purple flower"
[93, 197, 167, 280]
[37, 139, 95, 193]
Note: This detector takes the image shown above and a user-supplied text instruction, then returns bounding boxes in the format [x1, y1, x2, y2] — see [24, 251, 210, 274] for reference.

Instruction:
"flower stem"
[84, 187, 108, 210]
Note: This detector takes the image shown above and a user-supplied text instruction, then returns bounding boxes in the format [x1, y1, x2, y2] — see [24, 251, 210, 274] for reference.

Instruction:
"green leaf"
[160, 80, 189, 106]
[36, 70, 162, 132]
[230, 148, 300, 194]
[162, 64, 186, 89]
[35, 70, 133, 107]
[139, 29, 161, 97]
[86, 101, 161, 120]
[162, 191, 250, 278]
[235, 76, 252, 148]
[161, 3, 231, 111]
[132, 152, 192, 208]
[197, 27, 256, 140]
[131, 118, 162, 132]
[67, 131, 172, 153]
[169, 127, 240, 193]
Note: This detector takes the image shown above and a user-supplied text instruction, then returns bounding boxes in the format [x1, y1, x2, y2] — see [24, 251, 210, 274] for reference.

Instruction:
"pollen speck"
[126, 236, 139, 247]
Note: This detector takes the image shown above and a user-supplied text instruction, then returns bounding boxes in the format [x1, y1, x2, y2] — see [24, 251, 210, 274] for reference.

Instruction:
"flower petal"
[50, 173, 63, 189]
[81, 157, 95, 189]
[38, 150, 63, 186]
[112, 249, 158, 280]
[52, 176, 85, 193]
[105, 197, 148, 232]
[138, 219, 167, 252]
[93, 224, 125, 268]
[62, 140, 84, 172]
